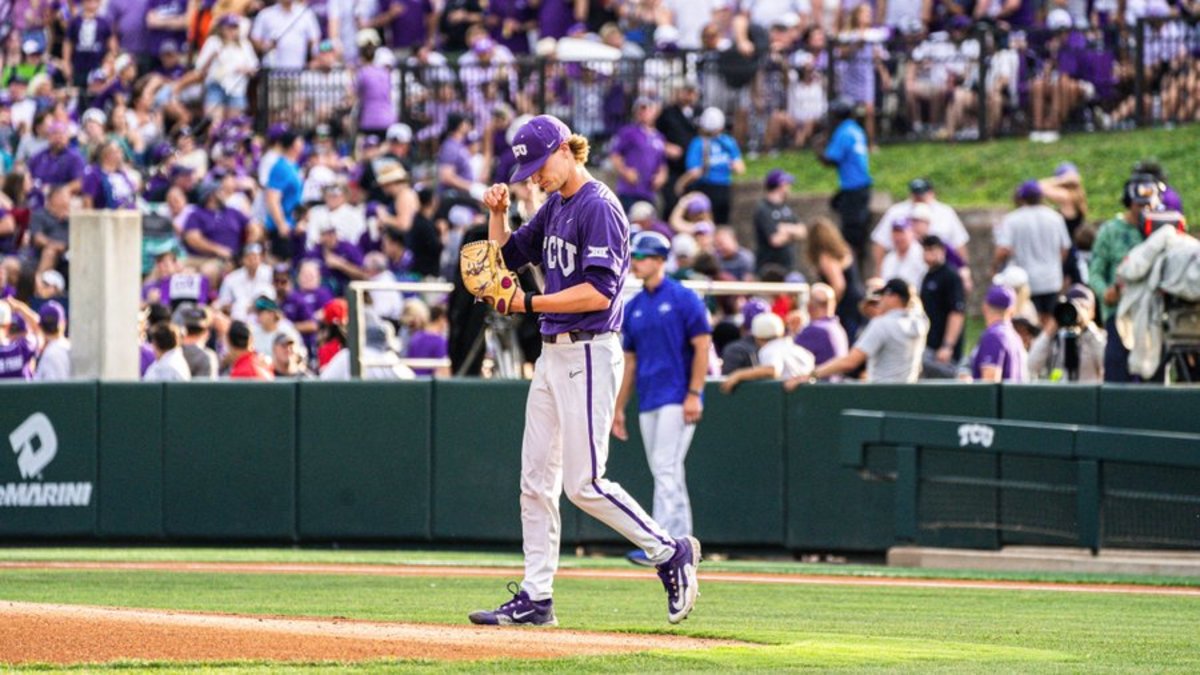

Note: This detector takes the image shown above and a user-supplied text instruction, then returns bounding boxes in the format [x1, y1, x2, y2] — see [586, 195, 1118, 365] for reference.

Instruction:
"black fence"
[254, 19, 1197, 155]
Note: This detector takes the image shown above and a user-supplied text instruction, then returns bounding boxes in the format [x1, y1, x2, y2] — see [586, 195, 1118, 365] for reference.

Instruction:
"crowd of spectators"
[0, 0, 1190, 384]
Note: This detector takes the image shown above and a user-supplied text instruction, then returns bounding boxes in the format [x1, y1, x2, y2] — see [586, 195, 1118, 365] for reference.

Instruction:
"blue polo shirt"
[824, 119, 872, 190]
[684, 134, 741, 187]
[622, 276, 712, 413]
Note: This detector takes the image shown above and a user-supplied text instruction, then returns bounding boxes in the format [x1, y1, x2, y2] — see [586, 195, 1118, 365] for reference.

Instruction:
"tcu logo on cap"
[512, 144, 528, 159]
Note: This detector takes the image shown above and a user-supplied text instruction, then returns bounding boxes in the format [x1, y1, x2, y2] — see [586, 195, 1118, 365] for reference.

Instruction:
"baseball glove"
[460, 240, 520, 314]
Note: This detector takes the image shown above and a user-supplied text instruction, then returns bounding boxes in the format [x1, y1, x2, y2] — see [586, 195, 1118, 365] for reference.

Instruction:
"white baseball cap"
[699, 107, 726, 133]
[386, 123, 412, 143]
[671, 233, 698, 259]
[751, 312, 785, 340]
[629, 201, 657, 222]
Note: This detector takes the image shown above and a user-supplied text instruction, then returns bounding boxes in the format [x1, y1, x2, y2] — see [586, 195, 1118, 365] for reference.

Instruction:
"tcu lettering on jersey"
[544, 236, 577, 276]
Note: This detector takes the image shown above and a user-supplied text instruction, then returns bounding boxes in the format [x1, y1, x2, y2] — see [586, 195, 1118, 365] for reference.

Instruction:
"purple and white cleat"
[657, 535, 701, 624]
[468, 582, 558, 627]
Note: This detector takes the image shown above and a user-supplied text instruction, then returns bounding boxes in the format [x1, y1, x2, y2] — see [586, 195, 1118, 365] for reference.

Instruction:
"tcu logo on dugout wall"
[543, 236, 577, 276]
[957, 423, 995, 449]
[512, 144, 527, 158]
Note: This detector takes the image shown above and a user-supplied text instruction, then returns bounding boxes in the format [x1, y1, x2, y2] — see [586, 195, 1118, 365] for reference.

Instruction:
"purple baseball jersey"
[68, 14, 114, 79]
[501, 180, 629, 335]
[28, 147, 86, 207]
[143, 272, 211, 306]
[971, 320, 1027, 382]
[81, 166, 138, 209]
[145, 0, 189, 55]
[609, 123, 666, 202]
[0, 334, 38, 379]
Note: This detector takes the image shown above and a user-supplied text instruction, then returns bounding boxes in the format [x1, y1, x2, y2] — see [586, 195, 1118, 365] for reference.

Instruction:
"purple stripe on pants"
[585, 343, 674, 548]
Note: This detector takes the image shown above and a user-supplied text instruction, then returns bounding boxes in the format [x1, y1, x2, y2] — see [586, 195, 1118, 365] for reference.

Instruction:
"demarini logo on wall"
[0, 412, 92, 507]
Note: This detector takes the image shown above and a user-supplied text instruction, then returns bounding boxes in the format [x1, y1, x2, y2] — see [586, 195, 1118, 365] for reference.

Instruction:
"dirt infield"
[0, 601, 734, 665]
[2, 559, 1197, 666]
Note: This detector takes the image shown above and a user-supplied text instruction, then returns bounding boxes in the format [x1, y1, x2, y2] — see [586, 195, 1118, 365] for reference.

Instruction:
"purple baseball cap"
[693, 220, 715, 236]
[266, 122, 289, 142]
[217, 13, 239, 28]
[1014, 179, 1042, 202]
[38, 300, 65, 332]
[684, 193, 712, 216]
[985, 284, 1016, 310]
[742, 298, 770, 327]
[1054, 161, 1079, 177]
[509, 115, 571, 183]
[765, 168, 794, 190]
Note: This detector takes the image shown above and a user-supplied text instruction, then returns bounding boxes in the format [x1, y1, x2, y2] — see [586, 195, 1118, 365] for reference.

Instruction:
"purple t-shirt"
[283, 286, 333, 354]
[0, 335, 38, 379]
[140, 343, 155, 376]
[795, 317, 850, 369]
[146, 0, 188, 56]
[143, 272, 211, 306]
[183, 206, 249, 255]
[501, 180, 628, 334]
[437, 137, 474, 193]
[971, 320, 1027, 382]
[28, 147, 86, 208]
[68, 14, 114, 79]
[108, 0, 152, 56]
[538, 0, 573, 39]
[81, 166, 138, 209]
[406, 330, 448, 375]
[357, 64, 396, 131]
[610, 123, 666, 202]
[386, 0, 433, 48]
[304, 242, 364, 289]
[486, 0, 534, 54]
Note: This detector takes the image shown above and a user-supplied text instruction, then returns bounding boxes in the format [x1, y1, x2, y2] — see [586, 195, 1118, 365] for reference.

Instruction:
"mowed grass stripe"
[0, 569, 1195, 671]
[0, 547, 1196, 587]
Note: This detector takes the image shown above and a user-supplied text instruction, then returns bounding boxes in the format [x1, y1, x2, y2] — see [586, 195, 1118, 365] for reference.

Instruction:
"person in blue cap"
[468, 114, 702, 627]
[613, 230, 712, 566]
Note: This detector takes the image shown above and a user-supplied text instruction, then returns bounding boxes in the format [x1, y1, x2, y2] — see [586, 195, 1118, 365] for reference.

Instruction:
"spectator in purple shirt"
[108, 0, 153, 71]
[485, 0, 535, 55]
[146, 0, 189, 63]
[609, 97, 668, 214]
[27, 120, 85, 208]
[971, 285, 1028, 382]
[63, 0, 116, 91]
[354, 41, 396, 137]
[368, 0, 436, 53]
[80, 140, 139, 209]
[283, 260, 333, 357]
[437, 113, 479, 199]
[0, 298, 42, 380]
[406, 303, 450, 376]
[794, 282, 850, 375]
[538, 0, 574, 39]
[183, 179, 252, 262]
[306, 224, 366, 295]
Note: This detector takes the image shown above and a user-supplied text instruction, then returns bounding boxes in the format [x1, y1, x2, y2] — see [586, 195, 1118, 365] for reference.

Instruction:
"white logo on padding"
[11, 413, 56, 479]
[512, 144, 527, 158]
[957, 423, 995, 449]
[587, 246, 608, 259]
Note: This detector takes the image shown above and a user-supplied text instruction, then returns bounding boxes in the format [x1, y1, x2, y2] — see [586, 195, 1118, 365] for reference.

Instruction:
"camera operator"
[1028, 284, 1106, 382]
[1088, 174, 1155, 382]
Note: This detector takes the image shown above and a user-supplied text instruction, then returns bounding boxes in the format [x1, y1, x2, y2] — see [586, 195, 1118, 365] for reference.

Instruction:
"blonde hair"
[567, 135, 590, 164]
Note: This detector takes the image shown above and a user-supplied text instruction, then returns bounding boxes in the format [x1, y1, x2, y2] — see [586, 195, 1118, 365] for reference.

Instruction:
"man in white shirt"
[33, 301, 70, 381]
[993, 180, 1072, 323]
[363, 252, 403, 322]
[720, 312, 815, 392]
[879, 219, 928, 289]
[250, 0, 321, 69]
[143, 323, 191, 381]
[218, 243, 274, 322]
[305, 181, 366, 248]
[249, 296, 306, 366]
[871, 179, 969, 272]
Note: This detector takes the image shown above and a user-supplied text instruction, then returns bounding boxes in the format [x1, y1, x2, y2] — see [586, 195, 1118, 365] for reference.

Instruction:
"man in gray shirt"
[787, 278, 929, 386]
[178, 306, 218, 380]
[993, 180, 1071, 322]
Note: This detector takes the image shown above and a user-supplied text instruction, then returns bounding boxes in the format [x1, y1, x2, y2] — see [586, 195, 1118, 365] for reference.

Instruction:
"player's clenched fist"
[482, 184, 510, 215]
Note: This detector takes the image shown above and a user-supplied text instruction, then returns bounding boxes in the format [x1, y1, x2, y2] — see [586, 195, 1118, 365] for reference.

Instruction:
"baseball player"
[613, 231, 711, 566]
[467, 115, 701, 627]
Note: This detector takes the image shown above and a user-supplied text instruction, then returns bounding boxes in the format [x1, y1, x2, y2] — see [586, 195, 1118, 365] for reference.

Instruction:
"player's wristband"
[524, 292, 539, 314]
[687, 389, 703, 397]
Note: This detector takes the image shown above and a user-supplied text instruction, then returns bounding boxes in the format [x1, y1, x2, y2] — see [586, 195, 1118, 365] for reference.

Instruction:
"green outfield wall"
[0, 381, 1197, 552]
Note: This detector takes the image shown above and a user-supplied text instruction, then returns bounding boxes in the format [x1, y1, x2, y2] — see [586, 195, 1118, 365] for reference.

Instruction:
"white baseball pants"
[519, 333, 676, 601]
[638, 404, 696, 539]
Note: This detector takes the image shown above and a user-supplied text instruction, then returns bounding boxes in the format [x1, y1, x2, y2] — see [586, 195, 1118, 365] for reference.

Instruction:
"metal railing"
[255, 22, 1189, 152]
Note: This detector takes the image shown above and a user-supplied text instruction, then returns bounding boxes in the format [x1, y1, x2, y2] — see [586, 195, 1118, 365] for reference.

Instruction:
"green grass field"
[744, 124, 1200, 210]
[2, 547, 1197, 672]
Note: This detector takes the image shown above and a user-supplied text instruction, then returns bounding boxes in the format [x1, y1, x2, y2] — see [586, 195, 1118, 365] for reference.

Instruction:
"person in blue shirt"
[613, 231, 712, 566]
[675, 107, 745, 225]
[820, 98, 873, 262]
[264, 130, 305, 260]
